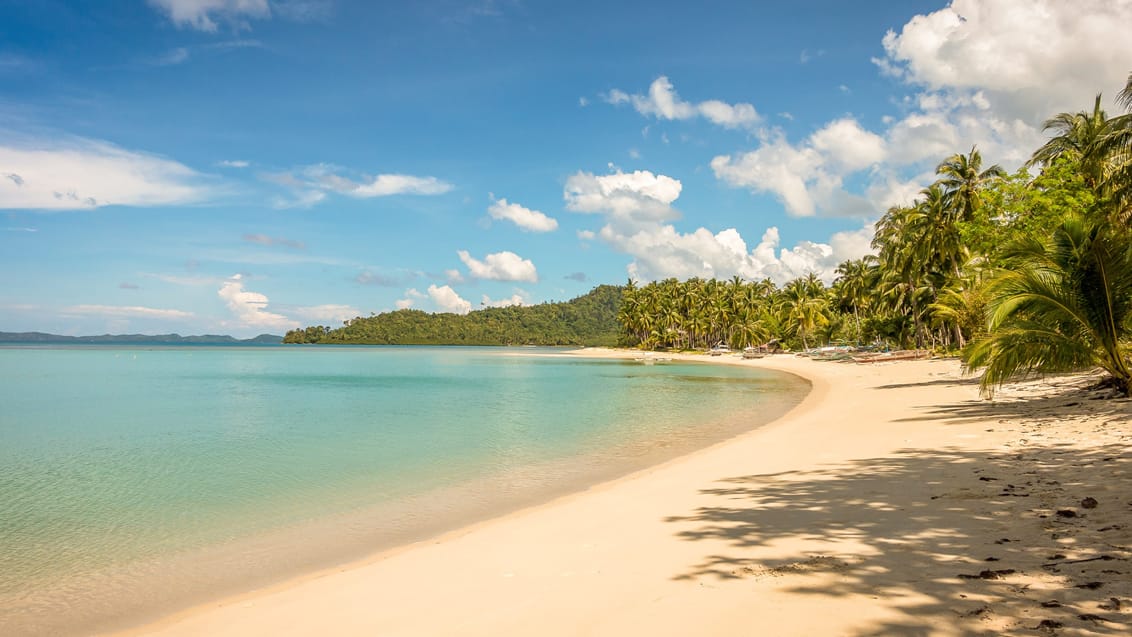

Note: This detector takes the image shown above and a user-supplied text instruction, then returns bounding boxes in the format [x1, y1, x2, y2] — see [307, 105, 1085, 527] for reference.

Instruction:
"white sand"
[117, 352, 1132, 636]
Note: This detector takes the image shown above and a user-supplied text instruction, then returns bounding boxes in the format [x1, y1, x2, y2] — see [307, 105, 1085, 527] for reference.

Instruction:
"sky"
[2, 0, 1131, 337]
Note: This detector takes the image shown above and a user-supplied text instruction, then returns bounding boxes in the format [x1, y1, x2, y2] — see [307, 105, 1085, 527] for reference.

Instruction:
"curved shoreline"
[2, 350, 806, 637]
[118, 352, 1132, 636]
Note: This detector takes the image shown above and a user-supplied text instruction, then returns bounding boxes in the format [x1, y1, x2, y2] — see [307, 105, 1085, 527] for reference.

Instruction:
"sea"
[0, 345, 809, 635]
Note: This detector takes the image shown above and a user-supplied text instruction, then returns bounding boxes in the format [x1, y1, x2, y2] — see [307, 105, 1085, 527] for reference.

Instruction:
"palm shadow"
[664, 395, 1132, 635]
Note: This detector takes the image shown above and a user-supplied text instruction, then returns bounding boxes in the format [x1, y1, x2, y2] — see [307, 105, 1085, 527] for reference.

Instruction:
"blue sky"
[2, 0, 1130, 337]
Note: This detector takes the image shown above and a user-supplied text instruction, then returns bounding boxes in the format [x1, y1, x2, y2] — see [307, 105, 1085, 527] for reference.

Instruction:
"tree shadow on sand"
[665, 397, 1132, 635]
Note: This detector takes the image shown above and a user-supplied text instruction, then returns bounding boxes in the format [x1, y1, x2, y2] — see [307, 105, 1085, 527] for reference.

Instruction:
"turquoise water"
[0, 346, 807, 635]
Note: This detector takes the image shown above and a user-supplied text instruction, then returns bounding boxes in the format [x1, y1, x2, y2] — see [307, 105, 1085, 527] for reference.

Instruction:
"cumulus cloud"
[564, 167, 873, 284]
[64, 304, 194, 320]
[266, 164, 452, 207]
[876, 0, 1132, 122]
[602, 223, 864, 285]
[457, 250, 539, 283]
[564, 169, 682, 226]
[148, 0, 270, 32]
[219, 159, 249, 168]
[217, 274, 299, 331]
[427, 284, 472, 314]
[481, 292, 526, 308]
[708, 1, 1132, 222]
[0, 135, 210, 210]
[711, 119, 882, 218]
[395, 287, 425, 310]
[243, 233, 305, 249]
[487, 196, 558, 232]
[605, 76, 760, 129]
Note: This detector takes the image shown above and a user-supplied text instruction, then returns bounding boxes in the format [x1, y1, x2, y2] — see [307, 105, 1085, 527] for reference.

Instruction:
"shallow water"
[0, 346, 808, 635]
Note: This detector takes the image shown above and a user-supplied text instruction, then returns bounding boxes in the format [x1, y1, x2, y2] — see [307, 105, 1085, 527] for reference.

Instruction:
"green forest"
[288, 76, 1132, 395]
[283, 284, 623, 346]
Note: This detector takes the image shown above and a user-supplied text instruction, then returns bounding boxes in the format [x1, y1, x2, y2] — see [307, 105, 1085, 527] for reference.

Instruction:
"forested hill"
[284, 285, 624, 346]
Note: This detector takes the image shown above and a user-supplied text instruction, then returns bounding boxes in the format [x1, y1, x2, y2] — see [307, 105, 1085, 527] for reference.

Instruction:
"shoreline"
[120, 351, 1131, 635]
[2, 350, 806, 637]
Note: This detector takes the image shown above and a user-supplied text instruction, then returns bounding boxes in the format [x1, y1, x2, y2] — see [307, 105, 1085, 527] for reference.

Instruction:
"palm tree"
[1028, 94, 1114, 189]
[834, 256, 877, 344]
[1103, 74, 1132, 219]
[963, 216, 1132, 395]
[779, 277, 829, 350]
[936, 146, 1005, 223]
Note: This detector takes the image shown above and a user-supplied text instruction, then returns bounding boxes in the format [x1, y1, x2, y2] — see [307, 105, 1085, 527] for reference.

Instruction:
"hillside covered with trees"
[619, 75, 1132, 395]
[284, 284, 623, 346]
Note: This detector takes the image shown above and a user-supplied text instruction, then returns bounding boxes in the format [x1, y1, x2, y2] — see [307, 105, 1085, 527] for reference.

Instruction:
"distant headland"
[0, 332, 283, 345]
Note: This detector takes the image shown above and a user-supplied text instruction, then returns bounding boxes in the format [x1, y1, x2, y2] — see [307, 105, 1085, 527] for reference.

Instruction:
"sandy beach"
[117, 351, 1131, 636]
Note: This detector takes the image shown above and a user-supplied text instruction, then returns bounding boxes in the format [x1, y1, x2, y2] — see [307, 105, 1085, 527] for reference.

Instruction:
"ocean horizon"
[0, 345, 808, 635]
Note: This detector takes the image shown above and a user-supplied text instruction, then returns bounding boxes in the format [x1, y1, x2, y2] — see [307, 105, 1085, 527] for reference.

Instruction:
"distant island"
[284, 285, 623, 346]
[0, 332, 283, 345]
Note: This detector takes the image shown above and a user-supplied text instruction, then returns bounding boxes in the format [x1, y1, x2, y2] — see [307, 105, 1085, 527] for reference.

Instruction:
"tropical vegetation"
[616, 75, 1132, 395]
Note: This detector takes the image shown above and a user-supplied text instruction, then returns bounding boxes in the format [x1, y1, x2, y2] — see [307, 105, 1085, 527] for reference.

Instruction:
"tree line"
[619, 74, 1132, 395]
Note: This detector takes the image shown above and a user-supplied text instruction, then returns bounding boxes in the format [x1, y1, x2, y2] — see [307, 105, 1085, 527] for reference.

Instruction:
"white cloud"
[809, 118, 887, 171]
[871, 0, 1132, 168]
[564, 167, 874, 285]
[481, 292, 526, 308]
[877, 0, 1132, 121]
[598, 222, 872, 285]
[711, 121, 881, 219]
[564, 169, 682, 226]
[605, 76, 760, 129]
[577, 229, 596, 240]
[487, 196, 558, 232]
[457, 250, 539, 282]
[64, 304, 194, 320]
[427, 284, 472, 315]
[0, 135, 210, 210]
[395, 287, 425, 310]
[290, 304, 360, 325]
[708, 1, 1132, 224]
[148, 0, 270, 32]
[352, 174, 452, 197]
[267, 164, 452, 207]
[219, 159, 249, 168]
[217, 274, 299, 331]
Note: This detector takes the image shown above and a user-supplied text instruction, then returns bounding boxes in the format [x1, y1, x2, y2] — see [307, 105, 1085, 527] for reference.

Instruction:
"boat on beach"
[851, 349, 931, 364]
[709, 344, 732, 356]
